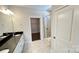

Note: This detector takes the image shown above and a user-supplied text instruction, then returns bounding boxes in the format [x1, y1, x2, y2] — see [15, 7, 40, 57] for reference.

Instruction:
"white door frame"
[29, 16, 44, 42]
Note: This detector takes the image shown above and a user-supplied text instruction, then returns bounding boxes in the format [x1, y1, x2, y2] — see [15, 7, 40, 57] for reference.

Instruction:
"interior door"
[70, 6, 79, 52]
[31, 18, 40, 41]
[53, 6, 73, 52]
[51, 12, 57, 52]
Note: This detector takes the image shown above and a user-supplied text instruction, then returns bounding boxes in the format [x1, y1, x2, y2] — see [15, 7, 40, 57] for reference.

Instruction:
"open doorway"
[30, 18, 40, 41]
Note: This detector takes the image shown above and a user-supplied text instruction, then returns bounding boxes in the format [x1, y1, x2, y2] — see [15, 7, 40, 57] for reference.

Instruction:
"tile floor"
[25, 38, 51, 53]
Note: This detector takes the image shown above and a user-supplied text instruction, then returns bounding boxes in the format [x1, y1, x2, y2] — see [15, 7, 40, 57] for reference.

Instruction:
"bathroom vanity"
[0, 6, 25, 53]
[0, 32, 24, 53]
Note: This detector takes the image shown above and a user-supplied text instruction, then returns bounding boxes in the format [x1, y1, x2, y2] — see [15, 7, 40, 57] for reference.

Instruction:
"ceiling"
[18, 5, 52, 11]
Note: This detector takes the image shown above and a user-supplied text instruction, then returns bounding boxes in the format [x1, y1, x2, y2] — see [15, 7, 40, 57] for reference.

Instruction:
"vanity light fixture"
[0, 9, 14, 15]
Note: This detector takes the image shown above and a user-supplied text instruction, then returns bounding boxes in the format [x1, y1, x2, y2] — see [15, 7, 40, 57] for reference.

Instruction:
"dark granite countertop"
[0, 31, 23, 53]
[0, 34, 13, 47]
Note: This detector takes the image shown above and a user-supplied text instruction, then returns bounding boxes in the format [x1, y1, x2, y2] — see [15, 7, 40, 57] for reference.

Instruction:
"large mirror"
[0, 11, 13, 36]
[0, 7, 15, 53]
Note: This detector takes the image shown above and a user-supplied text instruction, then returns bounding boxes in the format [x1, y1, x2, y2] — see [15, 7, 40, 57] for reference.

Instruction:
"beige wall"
[8, 6, 48, 43]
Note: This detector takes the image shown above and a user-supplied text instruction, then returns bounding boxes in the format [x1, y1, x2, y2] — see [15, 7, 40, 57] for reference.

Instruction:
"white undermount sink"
[0, 36, 7, 38]
[15, 34, 21, 36]
[0, 49, 9, 53]
[0, 36, 7, 41]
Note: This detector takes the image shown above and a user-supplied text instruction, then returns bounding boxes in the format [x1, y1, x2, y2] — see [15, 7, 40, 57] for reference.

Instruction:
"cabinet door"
[13, 35, 24, 53]
[70, 6, 79, 52]
[53, 6, 73, 52]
